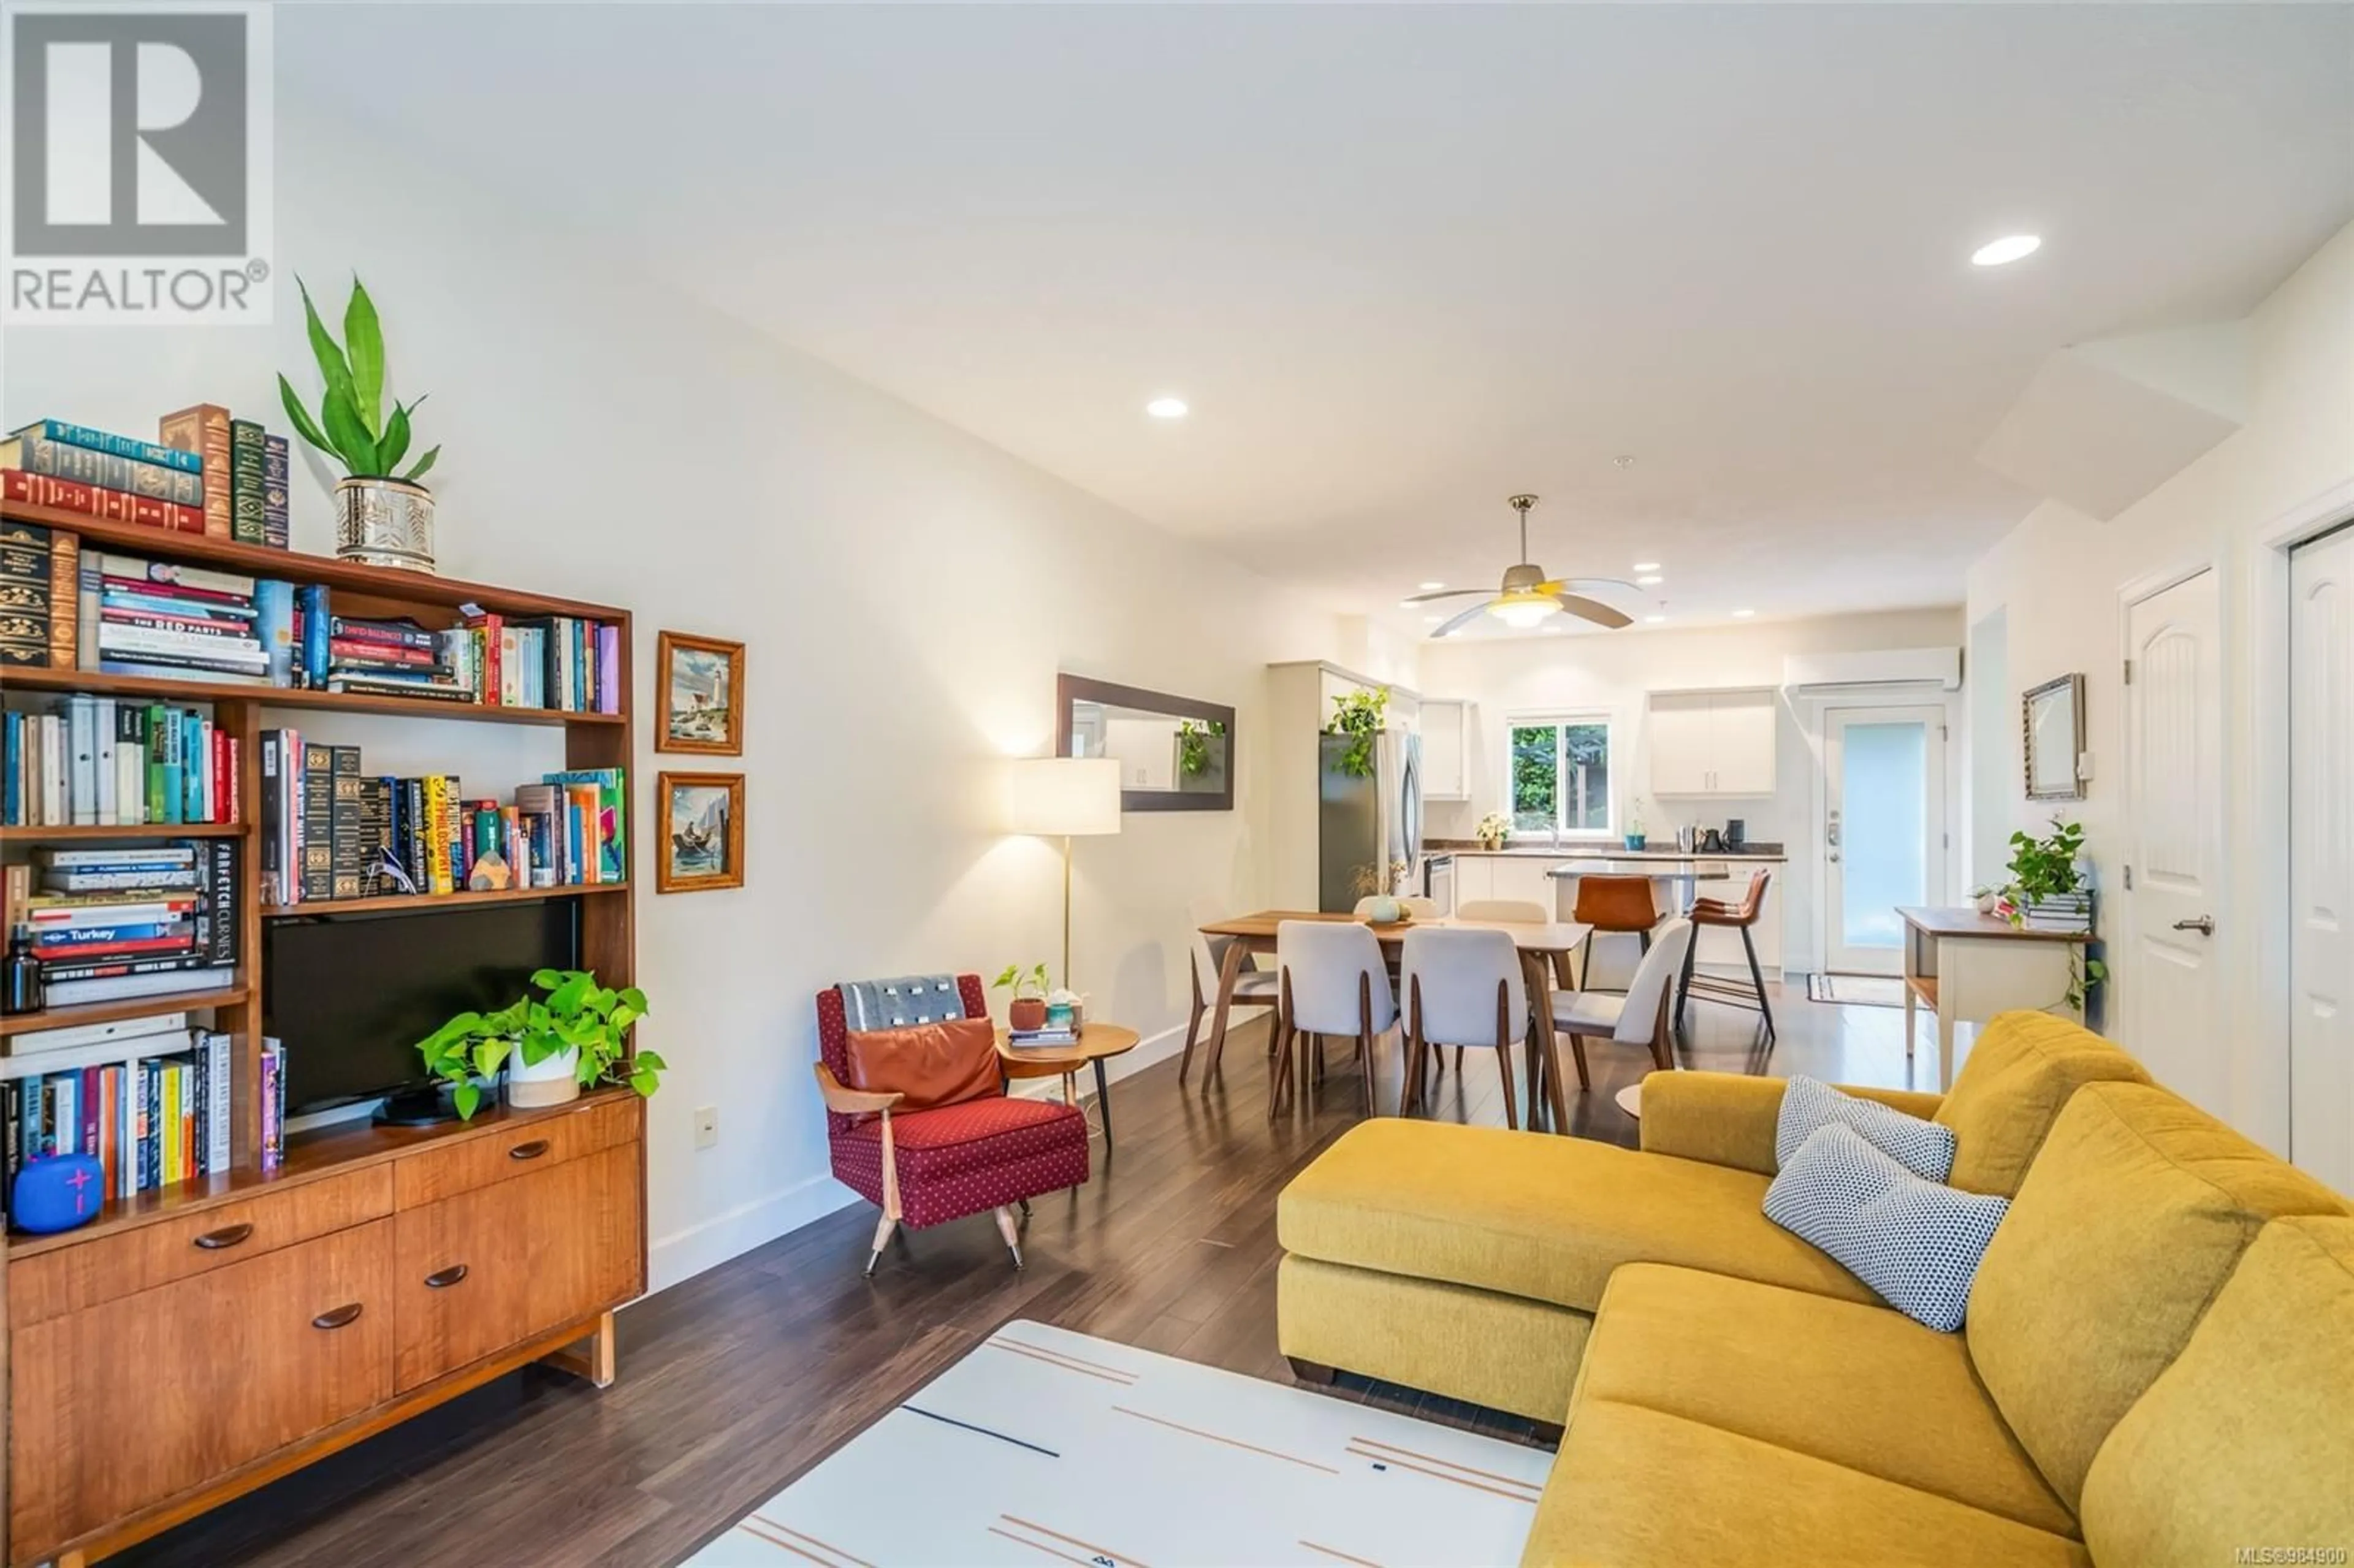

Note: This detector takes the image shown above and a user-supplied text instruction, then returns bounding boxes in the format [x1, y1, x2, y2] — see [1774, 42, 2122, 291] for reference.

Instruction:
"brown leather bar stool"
[1677, 867, 1776, 1042]
[1570, 874, 1658, 993]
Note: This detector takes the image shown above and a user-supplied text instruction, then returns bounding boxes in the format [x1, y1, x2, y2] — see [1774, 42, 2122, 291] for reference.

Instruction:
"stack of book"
[1, 419, 207, 535]
[2003, 891, 2094, 934]
[1005, 1023, 1080, 1049]
[2, 698, 240, 827]
[4, 842, 239, 1007]
[259, 733, 626, 905]
[0, 1019, 234, 1201]
[88, 552, 270, 683]
[297, 592, 470, 702]
[0, 519, 81, 671]
[442, 611, 623, 714]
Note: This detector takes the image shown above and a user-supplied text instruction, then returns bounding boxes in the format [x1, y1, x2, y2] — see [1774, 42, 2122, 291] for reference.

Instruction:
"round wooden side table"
[997, 1022, 1141, 1149]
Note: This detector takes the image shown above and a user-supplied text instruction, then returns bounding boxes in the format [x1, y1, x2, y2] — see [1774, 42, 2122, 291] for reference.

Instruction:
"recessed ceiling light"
[1635, 574, 1664, 587]
[1971, 234, 2041, 267]
[1146, 396, 1189, 419]
[1632, 561, 1660, 573]
[1644, 614, 1667, 625]
[1418, 580, 1446, 592]
[1731, 607, 1756, 618]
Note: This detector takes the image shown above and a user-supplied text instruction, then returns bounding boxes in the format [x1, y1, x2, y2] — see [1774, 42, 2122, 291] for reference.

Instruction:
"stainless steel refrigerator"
[1319, 729, 1423, 912]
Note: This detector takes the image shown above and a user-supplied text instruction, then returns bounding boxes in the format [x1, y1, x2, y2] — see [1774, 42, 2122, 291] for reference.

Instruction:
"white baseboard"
[647, 1171, 861, 1293]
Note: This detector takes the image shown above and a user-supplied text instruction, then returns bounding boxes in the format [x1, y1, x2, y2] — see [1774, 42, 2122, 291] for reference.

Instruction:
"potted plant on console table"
[416, 968, 663, 1120]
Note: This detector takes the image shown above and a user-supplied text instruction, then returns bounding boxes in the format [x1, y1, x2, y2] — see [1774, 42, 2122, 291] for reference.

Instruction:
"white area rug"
[1807, 972, 1906, 1008]
[682, 1320, 1550, 1567]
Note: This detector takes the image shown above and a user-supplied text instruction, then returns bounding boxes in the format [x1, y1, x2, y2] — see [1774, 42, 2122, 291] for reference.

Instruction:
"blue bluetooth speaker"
[11, 1152, 105, 1235]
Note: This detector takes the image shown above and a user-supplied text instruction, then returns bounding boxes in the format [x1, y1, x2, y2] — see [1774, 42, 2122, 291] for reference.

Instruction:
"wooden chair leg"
[1177, 981, 1206, 1084]
[1567, 1031, 1592, 1090]
[1676, 925, 1701, 1030]
[1452, 1046, 1463, 1073]
[1543, 1037, 1572, 1134]
[994, 1206, 1024, 1269]
[1494, 1041, 1520, 1130]
[1270, 973, 1297, 1121]
[865, 1212, 897, 1278]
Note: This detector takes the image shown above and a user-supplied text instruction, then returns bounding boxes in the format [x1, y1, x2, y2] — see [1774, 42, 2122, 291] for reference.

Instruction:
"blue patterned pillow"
[1763, 1123, 2009, 1332]
[1777, 1073, 1956, 1182]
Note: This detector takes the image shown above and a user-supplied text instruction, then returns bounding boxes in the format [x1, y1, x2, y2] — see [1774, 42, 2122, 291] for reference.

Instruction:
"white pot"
[334, 476, 436, 573]
[506, 1046, 581, 1110]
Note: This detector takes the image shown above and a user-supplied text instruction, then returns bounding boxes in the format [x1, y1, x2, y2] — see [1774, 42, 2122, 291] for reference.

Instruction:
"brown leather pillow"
[843, 1017, 1000, 1110]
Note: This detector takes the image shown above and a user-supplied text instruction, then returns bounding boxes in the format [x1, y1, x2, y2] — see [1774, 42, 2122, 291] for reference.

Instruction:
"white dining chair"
[1550, 916, 1696, 1095]
[1400, 927, 1531, 1127]
[1181, 899, 1279, 1085]
[1453, 899, 1550, 924]
[1273, 919, 1398, 1119]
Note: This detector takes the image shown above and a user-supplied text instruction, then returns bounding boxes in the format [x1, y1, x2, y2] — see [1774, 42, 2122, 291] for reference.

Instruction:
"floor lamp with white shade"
[1004, 757, 1123, 988]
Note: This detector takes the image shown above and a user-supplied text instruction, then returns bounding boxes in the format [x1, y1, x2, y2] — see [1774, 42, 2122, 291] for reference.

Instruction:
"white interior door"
[2122, 569, 2224, 1104]
[1823, 706, 1947, 975]
[2291, 529, 2354, 1191]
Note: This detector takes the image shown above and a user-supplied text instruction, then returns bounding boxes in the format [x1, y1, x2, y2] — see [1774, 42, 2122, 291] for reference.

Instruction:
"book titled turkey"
[262, 433, 290, 549]
[0, 433, 203, 508]
[228, 419, 267, 546]
[1, 468, 204, 533]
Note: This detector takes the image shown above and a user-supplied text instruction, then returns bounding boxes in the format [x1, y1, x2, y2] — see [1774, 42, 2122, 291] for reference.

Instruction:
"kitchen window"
[1510, 716, 1613, 836]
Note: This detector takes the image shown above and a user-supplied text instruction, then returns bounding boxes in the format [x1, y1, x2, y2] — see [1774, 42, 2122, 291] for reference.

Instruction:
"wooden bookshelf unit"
[0, 499, 644, 1567]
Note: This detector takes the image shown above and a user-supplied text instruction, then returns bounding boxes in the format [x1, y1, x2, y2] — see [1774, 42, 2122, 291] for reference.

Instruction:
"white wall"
[1418, 608, 1966, 972]
[1965, 219, 2354, 1152]
[1, 89, 1343, 1288]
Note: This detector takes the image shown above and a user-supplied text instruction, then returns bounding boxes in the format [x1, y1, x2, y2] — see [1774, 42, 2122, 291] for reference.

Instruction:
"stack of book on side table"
[1005, 1023, 1080, 1050]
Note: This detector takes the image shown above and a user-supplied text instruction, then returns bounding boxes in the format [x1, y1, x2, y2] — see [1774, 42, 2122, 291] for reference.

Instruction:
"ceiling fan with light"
[1405, 494, 1639, 636]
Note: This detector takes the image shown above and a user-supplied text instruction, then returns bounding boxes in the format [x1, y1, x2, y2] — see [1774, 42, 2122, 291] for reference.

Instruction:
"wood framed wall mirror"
[1056, 674, 1236, 812]
[2023, 673, 2087, 801]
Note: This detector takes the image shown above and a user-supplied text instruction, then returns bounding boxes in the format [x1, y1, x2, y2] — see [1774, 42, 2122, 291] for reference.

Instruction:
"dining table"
[1194, 910, 1594, 1128]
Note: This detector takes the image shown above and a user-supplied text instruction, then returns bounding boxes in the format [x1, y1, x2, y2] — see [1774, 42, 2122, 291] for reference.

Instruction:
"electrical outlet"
[693, 1106, 718, 1150]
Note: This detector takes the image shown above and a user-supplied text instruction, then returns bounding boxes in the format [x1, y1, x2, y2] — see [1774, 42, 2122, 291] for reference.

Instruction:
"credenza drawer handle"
[192, 1222, 254, 1250]
[508, 1139, 551, 1161]
[312, 1303, 364, 1331]
[424, 1264, 469, 1290]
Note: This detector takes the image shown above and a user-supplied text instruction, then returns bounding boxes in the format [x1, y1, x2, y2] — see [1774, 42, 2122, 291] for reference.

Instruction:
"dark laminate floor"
[124, 984, 1940, 1568]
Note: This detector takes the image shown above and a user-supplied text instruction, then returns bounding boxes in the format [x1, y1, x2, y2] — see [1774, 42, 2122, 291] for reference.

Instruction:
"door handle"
[311, 1303, 365, 1331]
[424, 1263, 469, 1289]
[2172, 915, 2216, 937]
[192, 1222, 253, 1250]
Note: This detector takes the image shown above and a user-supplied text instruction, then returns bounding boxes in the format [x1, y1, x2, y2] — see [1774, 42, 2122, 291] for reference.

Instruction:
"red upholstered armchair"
[814, 973, 1091, 1277]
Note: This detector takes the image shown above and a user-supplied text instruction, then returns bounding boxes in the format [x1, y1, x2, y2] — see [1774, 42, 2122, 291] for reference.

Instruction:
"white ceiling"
[289, 4, 2354, 635]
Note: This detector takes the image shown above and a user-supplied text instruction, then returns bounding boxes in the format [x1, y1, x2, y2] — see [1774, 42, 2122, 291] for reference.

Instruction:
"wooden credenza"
[6, 1091, 645, 1567]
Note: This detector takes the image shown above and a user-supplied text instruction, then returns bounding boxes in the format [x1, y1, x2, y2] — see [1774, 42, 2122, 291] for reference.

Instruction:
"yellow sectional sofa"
[1274, 1012, 2353, 1566]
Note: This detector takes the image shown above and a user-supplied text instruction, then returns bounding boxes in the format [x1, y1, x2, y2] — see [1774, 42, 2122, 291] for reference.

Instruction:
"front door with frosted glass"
[1824, 706, 1946, 976]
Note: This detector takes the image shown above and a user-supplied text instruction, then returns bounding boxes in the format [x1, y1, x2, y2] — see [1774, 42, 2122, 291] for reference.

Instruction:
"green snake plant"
[278, 275, 441, 485]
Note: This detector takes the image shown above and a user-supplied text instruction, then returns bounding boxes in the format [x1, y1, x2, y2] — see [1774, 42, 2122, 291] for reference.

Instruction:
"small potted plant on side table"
[994, 962, 1051, 1032]
[416, 969, 662, 1119]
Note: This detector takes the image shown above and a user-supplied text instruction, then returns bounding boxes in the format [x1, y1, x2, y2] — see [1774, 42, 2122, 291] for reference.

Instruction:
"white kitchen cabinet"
[1420, 699, 1472, 801]
[1455, 855, 1496, 905]
[1490, 856, 1558, 911]
[1647, 688, 1778, 796]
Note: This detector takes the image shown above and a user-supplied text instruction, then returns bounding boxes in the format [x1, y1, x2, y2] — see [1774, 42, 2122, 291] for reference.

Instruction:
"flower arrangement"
[1475, 812, 1511, 850]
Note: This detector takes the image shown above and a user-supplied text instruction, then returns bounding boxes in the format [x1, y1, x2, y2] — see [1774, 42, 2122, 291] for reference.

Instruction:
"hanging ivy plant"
[1325, 687, 1391, 777]
[1176, 718, 1226, 778]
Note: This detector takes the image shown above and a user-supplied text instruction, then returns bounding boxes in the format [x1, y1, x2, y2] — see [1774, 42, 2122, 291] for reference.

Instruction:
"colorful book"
[158, 404, 234, 540]
[12, 419, 203, 475]
[1, 467, 205, 533]
[0, 432, 203, 507]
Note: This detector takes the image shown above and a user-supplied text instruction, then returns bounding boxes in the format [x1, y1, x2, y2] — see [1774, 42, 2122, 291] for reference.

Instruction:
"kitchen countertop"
[1545, 857, 1785, 877]
[1427, 842, 1786, 862]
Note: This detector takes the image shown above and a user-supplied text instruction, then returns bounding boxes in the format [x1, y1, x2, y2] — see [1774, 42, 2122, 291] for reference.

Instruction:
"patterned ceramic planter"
[334, 476, 436, 573]
[506, 1046, 582, 1110]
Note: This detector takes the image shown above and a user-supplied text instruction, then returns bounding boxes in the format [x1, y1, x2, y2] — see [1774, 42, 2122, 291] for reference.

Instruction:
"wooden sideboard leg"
[541, 1310, 618, 1390]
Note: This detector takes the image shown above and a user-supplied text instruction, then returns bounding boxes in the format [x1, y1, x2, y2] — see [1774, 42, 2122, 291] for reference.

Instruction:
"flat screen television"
[265, 900, 579, 1123]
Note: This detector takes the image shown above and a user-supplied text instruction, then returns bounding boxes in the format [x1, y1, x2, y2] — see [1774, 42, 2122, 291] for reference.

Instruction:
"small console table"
[1897, 906, 2087, 1089]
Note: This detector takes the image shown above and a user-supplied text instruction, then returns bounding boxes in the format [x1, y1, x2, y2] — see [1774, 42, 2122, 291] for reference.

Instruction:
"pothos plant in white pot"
[416, 969, 661, 1119]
